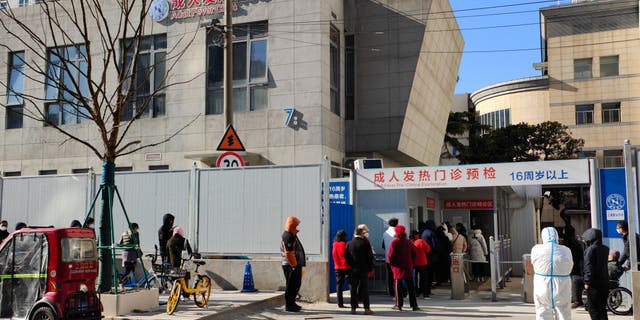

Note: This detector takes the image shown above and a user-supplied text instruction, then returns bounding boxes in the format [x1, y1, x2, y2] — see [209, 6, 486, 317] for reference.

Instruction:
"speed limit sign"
[216, 151, 245, 168]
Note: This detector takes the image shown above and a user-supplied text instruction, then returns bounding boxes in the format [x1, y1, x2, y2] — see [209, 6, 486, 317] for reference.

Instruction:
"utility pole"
[223, 0, 233, 128]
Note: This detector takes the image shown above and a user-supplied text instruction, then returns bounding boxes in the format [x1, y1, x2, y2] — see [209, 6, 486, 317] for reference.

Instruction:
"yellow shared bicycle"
[166, 256, 212, 315]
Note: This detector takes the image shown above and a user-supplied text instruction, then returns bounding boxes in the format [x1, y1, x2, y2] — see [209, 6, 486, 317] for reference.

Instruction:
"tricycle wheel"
[30, 306, 55, 320]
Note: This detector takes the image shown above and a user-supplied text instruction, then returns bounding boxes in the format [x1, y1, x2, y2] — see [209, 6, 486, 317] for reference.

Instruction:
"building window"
[121, 34, 167, 121]
[18, 0, 28, 7]
[6, 51, 25, 129]
[574, 58, 592, 79]
[602, 102, 620, 123]
[575, 104, 593, 125]
[0, 1, 7, 9]
[600, 55, 619, 77]
[72, 168, 90, 174]
[149, 165, 169, 171]
[604, 149, 623, 168]
[207, 22, 268, 115]
[115, 166, 133, 172]
[579, 151, 596, 159]
[39, 169, 57, 175]
[3, 171, 20, 177]
[480, 108, 510, 129]
[345, 35, 354, 120]
[45, 44, 89, 126]
[330, 25, 340, 116]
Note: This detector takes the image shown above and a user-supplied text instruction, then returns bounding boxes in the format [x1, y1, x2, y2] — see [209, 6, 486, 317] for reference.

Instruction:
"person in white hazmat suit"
[531, 227, 573, 320]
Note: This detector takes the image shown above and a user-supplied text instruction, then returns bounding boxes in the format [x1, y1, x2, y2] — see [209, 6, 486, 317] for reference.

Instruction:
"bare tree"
[0, 0, 203, 292]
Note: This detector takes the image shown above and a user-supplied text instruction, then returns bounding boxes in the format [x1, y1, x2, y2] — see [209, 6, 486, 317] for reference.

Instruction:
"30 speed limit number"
[216, 151, 245, 168]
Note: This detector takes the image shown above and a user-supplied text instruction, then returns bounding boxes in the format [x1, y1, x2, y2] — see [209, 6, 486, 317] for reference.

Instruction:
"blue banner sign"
[329, 180, 350, 205]
[600, 168, 626, 238]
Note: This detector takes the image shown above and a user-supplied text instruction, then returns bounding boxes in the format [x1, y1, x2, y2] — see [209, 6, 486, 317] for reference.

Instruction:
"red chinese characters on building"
[403, 170, 415, 182]
[450, 168, 462, 180]
[171, 0, 186, 9]
[389, 171, 400, 182]
[418, 170, 430, 181]
[466, 168, 479, 180]
[374, 172, 385, 183]
[483, 167, 496, 179]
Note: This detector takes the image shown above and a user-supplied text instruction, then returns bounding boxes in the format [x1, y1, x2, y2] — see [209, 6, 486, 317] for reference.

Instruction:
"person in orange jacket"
[281, 216, 306, 312]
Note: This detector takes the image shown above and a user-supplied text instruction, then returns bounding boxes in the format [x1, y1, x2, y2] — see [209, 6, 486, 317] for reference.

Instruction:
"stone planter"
[101, 288, 159, 316]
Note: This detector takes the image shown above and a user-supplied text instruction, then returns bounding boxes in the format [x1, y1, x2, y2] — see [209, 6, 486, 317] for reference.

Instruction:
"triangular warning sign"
[216, 124, 246, 151]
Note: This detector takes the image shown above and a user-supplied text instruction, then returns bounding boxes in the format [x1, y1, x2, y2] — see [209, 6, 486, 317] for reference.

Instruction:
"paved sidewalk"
[105, 277, 633, 320]
[103, 290, 283, 320]
[242, 278, 633, 320]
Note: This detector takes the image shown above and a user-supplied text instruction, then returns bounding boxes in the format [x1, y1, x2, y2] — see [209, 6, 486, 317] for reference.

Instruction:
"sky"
[449, 0, 573, 94]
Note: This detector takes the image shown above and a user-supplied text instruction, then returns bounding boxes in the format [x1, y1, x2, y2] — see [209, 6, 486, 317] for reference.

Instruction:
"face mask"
[364, 232, 370, 238]
[87, 224, 94, 229]
[0, 226, 6, 231]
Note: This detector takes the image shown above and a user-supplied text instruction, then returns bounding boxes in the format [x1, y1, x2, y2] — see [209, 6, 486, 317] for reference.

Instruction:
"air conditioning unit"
[353, 158, 383, 170]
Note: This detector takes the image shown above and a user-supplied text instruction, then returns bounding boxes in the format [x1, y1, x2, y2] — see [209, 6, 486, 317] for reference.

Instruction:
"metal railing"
[489, 235, 514, 301]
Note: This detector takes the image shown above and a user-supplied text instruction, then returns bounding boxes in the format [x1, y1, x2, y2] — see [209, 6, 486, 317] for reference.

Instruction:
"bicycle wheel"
[166, 281, 182, 315]
[193, 275, 212, 308]
[607, 286, 633, 315]
[146, 274, 167, 293]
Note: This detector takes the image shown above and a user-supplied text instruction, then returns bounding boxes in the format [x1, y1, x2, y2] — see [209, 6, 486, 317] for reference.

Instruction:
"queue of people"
[329, 218, 489, 314]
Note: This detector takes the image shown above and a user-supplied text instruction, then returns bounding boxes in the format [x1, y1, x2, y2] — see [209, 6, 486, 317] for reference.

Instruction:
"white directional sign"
[216, 151, 245, 168]
[356, 159, 590, 190]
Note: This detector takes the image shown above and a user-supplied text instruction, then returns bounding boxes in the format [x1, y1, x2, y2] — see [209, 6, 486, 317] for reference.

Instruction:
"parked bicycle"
[150, 245, 174, 293]
[118, 245, 173, 294]
[165, 255, 212, 315]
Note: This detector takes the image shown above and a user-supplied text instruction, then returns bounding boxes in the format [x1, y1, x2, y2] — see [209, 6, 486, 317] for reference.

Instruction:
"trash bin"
[522, 254, 533, 303]
[450, 253, 466, 300]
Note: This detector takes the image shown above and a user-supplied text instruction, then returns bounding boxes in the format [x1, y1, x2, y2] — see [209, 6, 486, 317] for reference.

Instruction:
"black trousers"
[335, 269, 350, 306]
[395, 277, 417, 309]
[414, 265, 430, 297]
[386, 263, 395, 296]
[282, 265, 302, 308]
[350, 272, 370, 309]
[571, 275, 584, 304]
[586, 286, 608, 320]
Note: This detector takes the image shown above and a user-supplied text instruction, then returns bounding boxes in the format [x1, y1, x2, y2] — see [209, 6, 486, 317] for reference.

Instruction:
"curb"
[197, 293, 285, 320]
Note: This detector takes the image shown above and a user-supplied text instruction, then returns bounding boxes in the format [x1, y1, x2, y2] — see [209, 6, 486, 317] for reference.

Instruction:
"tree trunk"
[97, 161, 115, 293]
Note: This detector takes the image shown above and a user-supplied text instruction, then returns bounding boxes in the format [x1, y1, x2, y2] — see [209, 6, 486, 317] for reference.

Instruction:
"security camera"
[543, 191, 551, 198]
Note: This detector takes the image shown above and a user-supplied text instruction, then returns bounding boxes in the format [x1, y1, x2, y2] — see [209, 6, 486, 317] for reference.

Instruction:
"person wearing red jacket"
[331, 230, 350, 308]
[389, 225, 420, 311]
[411, 230, 431, 299]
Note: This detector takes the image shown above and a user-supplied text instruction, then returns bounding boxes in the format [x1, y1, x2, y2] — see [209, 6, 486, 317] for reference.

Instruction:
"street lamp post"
[223, 0, 233, 128]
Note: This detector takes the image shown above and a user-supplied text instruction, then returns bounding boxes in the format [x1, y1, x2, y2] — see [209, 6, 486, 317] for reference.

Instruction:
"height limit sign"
[216, 124, 246, 152]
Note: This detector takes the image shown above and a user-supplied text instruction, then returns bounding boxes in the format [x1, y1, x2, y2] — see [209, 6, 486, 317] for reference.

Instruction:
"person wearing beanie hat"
[389, 225, 420, 311]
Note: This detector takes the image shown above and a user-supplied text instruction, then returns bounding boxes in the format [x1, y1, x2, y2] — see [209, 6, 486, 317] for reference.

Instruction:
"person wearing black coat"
[616, 220, 640, 270]
[582, 228, 609, 320]
[564, 225, 585, 308]
[420, 220, 437, 295]
[344, 224, 375, 315]
[158, 213, 175, 262]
